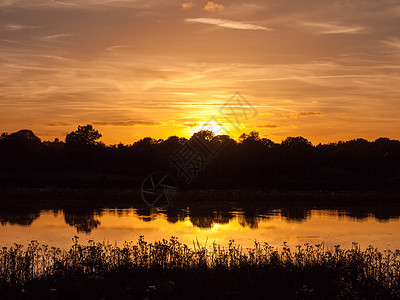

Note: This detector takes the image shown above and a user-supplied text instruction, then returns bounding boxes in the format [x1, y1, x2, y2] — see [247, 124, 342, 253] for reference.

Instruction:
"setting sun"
[190, 121, 226, 136]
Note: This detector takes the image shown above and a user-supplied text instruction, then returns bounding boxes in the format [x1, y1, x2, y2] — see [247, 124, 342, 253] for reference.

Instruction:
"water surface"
[1, 199, 400, 250]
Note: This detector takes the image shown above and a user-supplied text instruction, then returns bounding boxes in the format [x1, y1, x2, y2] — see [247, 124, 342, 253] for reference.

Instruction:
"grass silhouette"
[0, 237, 399, 298]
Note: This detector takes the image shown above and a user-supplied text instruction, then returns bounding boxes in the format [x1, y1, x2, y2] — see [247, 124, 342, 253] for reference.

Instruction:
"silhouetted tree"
[239, 131, 260, 142]
[65, 124, 102, 146]
[0, 130, 42, 170]
[1, 126, 400, 190]
[0, 129, 41, 145]
[190, 130, 215, 143]
[281, 136, 312, 150]
[132, 137, 159, 148]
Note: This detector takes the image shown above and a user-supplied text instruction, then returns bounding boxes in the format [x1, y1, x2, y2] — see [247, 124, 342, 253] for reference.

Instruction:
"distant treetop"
[0, 129, 41, 144]
[65, 124, 102, 146]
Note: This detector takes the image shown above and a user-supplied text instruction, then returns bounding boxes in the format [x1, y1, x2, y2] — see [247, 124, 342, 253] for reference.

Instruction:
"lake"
[1, 193, 400, 250]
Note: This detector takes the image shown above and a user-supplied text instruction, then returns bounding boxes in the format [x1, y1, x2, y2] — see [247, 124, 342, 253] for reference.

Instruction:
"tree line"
[0, 124, 400, 189]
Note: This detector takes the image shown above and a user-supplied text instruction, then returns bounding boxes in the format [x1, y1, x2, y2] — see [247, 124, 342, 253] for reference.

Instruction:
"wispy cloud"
[0, 0, 80, 9]
[383, 37, 400, 49]
[45, 121, 74, 126]
[42, 33, 74, 41]
[4, 23, 41, 31]
[300, 22, 366, 34]
[286, 112, 322, 119]
[203, 1, 224, 13]
[92, 120, 161, 126]
[183, 122, 199, 127]
[258, 124, 280, 128]
[181, 2, 194, 10]
[185, 18, 273, 31]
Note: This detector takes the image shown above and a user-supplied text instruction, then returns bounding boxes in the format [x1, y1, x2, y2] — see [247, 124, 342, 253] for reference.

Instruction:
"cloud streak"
[183, 122, 199, 127]
[258, 124, 280, 128]
[185, 18, 273, 31]
[300, 22, 366, 34]
[45, 121, 74, 126]
[92, 120, 161, 126]
[286, 112, 322, 119]
[383, 37, 400, 50]
[42, 33, 74, 41]
[3, 23, 41, 31]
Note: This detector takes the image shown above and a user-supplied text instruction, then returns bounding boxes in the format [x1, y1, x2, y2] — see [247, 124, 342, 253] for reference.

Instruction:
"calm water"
[1, 200, 400, 250]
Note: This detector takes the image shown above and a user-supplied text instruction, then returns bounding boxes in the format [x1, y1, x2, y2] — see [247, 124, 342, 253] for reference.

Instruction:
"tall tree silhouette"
[65, 124, 102, 146]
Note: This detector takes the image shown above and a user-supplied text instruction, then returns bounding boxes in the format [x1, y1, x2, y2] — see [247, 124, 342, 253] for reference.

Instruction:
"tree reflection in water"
[63, 211, 101, 233]
[0, 211, 41, 226]
[1, 198, 400, 233]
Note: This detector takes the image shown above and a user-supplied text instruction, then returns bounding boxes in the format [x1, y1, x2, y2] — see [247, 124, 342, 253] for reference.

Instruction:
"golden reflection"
[0, 209, 399, 250]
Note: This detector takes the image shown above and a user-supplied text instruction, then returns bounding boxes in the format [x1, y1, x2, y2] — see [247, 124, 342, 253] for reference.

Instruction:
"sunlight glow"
[191, 121, 226, 136]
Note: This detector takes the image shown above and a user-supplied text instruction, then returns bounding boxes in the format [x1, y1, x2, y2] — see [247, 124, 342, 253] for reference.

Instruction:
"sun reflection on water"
[0, 208, 400, 251]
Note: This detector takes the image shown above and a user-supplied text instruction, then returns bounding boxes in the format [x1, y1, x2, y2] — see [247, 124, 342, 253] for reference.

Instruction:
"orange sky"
[1, 0, 400, 145]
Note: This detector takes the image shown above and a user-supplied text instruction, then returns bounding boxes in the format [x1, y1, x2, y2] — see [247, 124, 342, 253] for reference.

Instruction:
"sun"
[190, 121, 226, 136]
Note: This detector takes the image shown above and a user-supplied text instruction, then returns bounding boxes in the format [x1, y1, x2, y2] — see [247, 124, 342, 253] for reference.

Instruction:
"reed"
[0, 237, 399, 298]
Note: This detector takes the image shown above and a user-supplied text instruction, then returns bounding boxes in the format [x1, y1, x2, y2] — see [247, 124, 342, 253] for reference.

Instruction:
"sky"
[1, 0, 400, 145]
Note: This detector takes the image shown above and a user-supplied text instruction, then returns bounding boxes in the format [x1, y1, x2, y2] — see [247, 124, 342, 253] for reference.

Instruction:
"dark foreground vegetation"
[1, 125, 400, 190]
[0, 237, 399, 299]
